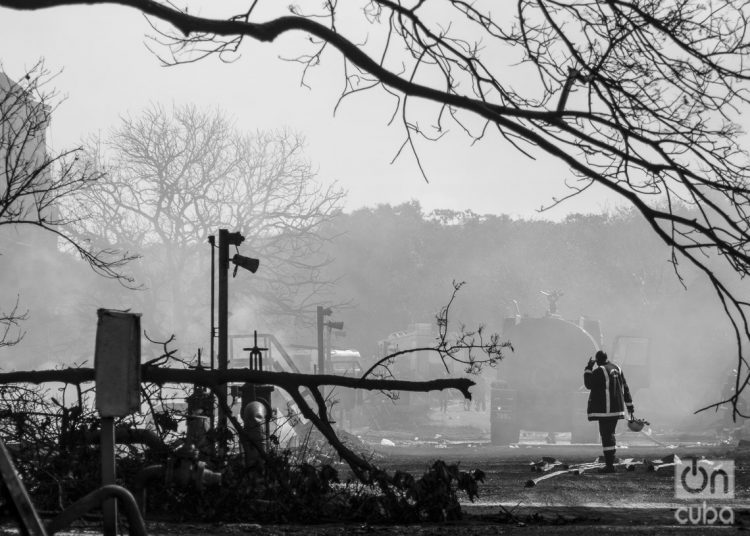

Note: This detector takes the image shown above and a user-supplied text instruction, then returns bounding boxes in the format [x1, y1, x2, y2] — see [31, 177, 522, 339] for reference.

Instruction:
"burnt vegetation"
[0, 336, 488, 524]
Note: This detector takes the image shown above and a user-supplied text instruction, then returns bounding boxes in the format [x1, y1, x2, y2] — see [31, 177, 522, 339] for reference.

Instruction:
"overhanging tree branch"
[0, 59, 138, 284]
[4, 0, 750, 416]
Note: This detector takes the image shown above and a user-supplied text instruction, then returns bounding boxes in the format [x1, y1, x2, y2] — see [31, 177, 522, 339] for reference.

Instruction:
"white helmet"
[627, 417, 649, 432]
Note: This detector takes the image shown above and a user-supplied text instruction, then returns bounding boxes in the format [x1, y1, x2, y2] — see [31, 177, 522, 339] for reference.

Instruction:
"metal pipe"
[217, 229, 229, 449]
[84, 427, 166, 454]
[242, 401, 267, 466]
[208, 234, 217, 442]
[0, 438, 46, 535]
[326, 325, 332, 375]
[317, 306, 325, 375]
[46, 484, 147, 536]
[132, 464, 165, 517]
[132, 460, 222, 518]
[100, 418, 117, 536]
[209, 234, 215, 374]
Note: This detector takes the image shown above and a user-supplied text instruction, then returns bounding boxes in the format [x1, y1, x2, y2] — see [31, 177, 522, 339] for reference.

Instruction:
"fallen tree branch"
[0, 367, 474, 399]
[0, 366, 473, 485]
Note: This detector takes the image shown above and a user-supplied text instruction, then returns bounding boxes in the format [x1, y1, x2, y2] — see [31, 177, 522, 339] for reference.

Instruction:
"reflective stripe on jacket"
[584, 361, 634, 421]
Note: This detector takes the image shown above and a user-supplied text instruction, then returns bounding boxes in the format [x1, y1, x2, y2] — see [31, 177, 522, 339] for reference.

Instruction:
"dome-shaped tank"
[491, 314, 601, 444]
[502, 315, 599, 389]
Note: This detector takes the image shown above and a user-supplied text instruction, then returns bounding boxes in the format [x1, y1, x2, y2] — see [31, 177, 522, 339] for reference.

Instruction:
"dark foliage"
[0, 379, 485, 525]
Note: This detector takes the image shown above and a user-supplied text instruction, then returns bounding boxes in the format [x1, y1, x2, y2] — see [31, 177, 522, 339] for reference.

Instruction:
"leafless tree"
[65, 104, 345, 331]
[4, 1, 750, 414]
[0, 60, 136, 346]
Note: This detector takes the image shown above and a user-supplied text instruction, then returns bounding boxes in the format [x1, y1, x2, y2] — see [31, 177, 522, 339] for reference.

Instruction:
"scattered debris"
[525, 457, 641, 487]
[380, 438, 396, 447]
[646, 453, 681, 472]
[594, 456, 642, 471]
[529, 457, 565, 473]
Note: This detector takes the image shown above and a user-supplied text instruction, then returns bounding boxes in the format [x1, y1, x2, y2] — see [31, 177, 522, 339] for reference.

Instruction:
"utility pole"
[316, 306, 330, 375]
[317, 305, 343, 375]
[326, 323, 332, 373]
[217, 229, 230, 446]
[217, 229, 245, 452]
[208, 235, 216, 435]
[325, 319, 344, 374]
[208, 235, 216, 372]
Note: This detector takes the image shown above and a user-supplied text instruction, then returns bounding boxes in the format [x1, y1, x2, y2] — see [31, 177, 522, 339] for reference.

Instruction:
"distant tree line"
[320, 202, 735, 411]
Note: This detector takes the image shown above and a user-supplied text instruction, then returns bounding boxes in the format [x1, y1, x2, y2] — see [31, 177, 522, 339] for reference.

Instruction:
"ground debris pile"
[147, 457, 486, 524]
[525, 456, 644, 487]
[0, 380, 487, 526]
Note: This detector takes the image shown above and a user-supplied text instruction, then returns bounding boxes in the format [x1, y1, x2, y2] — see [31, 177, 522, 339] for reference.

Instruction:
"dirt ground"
[8, 441, 746, 535]
[364, 441, 749, 534]
[2, 401, 747, 535]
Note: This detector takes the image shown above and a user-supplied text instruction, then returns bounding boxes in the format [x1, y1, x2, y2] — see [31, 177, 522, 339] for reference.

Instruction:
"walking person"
[584, 350, 634, 472]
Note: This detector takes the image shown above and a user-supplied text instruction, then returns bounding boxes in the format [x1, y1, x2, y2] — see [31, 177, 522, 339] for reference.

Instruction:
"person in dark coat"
[584, 350, 634, 472]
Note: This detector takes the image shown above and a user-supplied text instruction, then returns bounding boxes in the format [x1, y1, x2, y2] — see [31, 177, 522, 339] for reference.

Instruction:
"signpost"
[94, 309, 141, 536]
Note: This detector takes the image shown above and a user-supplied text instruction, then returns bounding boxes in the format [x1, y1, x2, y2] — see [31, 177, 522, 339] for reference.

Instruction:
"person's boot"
[599, 450, 616, 473]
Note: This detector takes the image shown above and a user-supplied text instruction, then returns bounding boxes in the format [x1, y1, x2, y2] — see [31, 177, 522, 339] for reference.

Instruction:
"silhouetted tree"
[3, 1, 750, 413]
[65, 104, 344, 341]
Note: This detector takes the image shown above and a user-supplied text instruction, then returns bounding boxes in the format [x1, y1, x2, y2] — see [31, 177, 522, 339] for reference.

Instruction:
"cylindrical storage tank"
[490, 381, 520, 444]
[495, 315, 600, 438]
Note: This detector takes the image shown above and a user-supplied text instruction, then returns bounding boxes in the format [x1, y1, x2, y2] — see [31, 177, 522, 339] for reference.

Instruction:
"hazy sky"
[0, 4, 629, 219]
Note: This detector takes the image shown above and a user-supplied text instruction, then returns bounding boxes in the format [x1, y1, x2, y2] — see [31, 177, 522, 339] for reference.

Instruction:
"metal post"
[208, 235, 216, 436]
[217, 229, 229, 452]
[209, 235, 216, 373]
[101, 417, 117, 536]
[326, 325, 332, 374]
[317, 306, 325, 375]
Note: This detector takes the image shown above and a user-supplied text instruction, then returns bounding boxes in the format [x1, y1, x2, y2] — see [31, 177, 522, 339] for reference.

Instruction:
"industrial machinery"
[490, 293, 650, 444]
[369, 297, 650, 441]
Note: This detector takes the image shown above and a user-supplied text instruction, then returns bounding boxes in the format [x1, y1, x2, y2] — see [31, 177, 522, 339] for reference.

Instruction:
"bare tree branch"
[0, 59, 138, 284]
[4, 1, 750, 416]
[64, 104, 345, 328]
[362, 281, 511, 380]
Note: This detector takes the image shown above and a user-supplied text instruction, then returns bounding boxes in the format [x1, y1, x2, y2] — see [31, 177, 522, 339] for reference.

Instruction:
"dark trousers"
[598, 417, 619, 463]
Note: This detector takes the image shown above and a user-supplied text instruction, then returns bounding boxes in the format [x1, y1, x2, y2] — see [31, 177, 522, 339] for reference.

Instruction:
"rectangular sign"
[94, 309, 141, 417]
